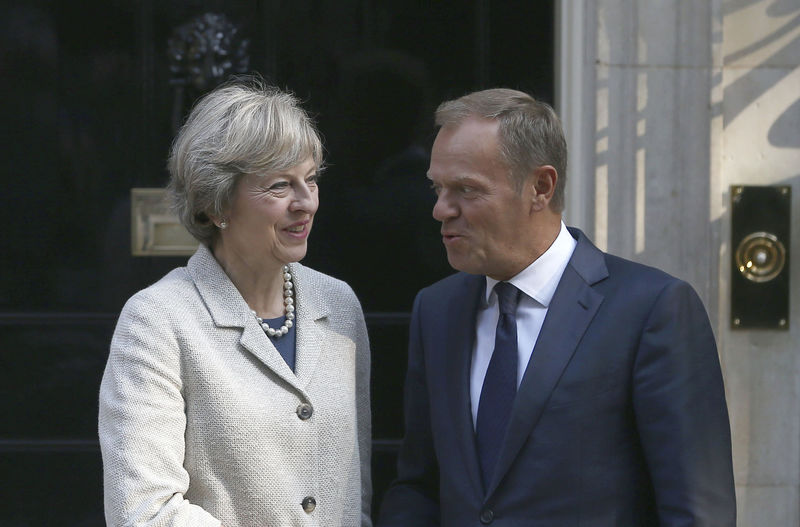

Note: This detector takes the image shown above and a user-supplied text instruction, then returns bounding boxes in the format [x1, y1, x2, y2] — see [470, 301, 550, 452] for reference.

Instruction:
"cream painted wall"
[558, 0, 800, 524]
[720, 2, 800, 524]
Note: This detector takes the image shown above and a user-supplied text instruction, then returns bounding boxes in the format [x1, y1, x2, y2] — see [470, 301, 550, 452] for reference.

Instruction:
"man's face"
[428, 117, 534, 280]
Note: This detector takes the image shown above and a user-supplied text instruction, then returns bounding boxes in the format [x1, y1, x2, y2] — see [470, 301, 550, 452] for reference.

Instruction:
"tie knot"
[494, 282, 521, 315]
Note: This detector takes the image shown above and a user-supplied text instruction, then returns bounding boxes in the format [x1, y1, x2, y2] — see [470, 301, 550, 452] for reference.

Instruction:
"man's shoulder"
[411, 272, 483, 317]
[602, 252, 682, 286]
[569, 227, 684, 289]
[593, 251, 704, 311]
[420, 271, 479, 297]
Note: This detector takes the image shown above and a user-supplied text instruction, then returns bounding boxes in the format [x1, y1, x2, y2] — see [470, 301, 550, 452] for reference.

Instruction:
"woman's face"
[218, 157, 319, 269]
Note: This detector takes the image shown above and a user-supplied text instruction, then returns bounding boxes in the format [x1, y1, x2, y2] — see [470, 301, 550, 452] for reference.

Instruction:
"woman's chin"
[276, 246, 308, 266]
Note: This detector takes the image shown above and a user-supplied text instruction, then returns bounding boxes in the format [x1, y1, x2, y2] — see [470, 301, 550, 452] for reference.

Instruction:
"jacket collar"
[186, 244, 328, 396]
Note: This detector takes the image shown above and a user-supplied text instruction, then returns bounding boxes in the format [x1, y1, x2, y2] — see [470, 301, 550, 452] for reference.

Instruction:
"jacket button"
[479, 508, 494, 524]
[296, 403, 313, 420]
[301, 496, 316, 513]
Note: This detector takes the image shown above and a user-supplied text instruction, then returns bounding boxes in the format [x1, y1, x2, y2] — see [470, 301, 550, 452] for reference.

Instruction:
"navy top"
[263, 315, 297, 371]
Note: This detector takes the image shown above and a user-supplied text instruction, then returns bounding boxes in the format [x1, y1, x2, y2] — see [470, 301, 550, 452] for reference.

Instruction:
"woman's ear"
[530, 165, 557, 211]
[207, 213, 228, 230]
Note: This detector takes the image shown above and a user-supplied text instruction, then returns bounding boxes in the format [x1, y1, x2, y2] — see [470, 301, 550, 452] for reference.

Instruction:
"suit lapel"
[486, 231, 608, 496]
[187, 245, 307, 396]
[443, 274, 485, 500]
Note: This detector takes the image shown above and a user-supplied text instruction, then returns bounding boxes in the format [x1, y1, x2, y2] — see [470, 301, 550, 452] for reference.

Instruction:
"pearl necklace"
[250, 265, 295, 338]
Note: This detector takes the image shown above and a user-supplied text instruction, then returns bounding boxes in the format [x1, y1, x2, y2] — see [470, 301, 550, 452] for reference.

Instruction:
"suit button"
[301, 496, 316, 513]
[479, 508, 494, 524]
[296, 403, 313, 420]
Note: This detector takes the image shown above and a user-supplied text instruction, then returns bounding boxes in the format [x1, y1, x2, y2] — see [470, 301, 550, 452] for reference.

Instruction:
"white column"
[556, 0, 595, 236]
[557, 0, 800, 524]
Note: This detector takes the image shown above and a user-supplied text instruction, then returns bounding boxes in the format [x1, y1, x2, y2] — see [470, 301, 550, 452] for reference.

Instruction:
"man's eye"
[306, 173, 320, 185]
[430, 184, 441, 195]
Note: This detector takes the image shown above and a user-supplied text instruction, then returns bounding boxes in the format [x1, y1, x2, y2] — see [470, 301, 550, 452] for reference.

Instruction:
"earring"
[219, 221, 228, 230]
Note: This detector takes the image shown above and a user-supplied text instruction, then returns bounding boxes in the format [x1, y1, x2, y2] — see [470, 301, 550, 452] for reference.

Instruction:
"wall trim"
[555, 0, 595, 234]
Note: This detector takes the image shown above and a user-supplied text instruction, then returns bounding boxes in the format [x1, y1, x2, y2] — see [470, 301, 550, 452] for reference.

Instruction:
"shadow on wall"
[589, 0, 799, 323]
[768, 96, 800, 148]
[719, 2, 800, 137]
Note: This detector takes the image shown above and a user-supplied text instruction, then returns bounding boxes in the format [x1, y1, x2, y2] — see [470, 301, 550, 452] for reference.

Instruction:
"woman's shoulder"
[292, 263, 354, 296]
[290, 263, 363, 316]
[119, 267, 197, 320]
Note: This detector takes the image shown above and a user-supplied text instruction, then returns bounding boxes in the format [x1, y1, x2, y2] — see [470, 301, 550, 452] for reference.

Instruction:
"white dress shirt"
[470, 221, 577, 428]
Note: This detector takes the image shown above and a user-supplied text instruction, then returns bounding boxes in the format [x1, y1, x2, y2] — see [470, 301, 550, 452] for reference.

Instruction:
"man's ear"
[530, 165, 557, 211]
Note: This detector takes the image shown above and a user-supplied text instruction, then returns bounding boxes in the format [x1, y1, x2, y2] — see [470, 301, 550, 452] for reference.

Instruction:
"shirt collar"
[484, 221, 577, 308]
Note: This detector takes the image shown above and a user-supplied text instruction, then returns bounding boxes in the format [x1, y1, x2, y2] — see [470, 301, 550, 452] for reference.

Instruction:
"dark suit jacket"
[379, 229, 735, 526]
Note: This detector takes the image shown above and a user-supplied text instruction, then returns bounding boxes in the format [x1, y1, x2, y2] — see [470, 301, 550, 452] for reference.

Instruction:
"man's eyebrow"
[428, 173, 479, 184]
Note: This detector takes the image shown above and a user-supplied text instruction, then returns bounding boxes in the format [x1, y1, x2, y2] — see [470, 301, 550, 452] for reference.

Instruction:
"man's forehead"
[426, 171, 485, 185]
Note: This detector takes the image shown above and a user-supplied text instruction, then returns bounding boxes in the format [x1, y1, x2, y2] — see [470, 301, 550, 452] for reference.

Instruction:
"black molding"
[0, 311, 408, 326]
[0, 439, 101, 453]
[0, 438, 401, 454]
[0, 312, 118, 326]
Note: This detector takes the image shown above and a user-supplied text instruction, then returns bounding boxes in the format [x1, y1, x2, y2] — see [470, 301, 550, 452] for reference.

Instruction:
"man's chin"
[445, 252, 479, 275]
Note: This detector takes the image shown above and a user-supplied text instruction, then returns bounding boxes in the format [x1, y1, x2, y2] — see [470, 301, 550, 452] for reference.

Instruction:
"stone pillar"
[558, 1, 800, 524]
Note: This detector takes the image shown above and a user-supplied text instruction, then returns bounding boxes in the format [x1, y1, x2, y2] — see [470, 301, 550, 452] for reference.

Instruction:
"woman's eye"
[306, 173, 319, 185]
[268, 182, 289, 191]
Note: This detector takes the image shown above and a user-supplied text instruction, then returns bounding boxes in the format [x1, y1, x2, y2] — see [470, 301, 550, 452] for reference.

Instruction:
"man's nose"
[432, 192, 457, 222]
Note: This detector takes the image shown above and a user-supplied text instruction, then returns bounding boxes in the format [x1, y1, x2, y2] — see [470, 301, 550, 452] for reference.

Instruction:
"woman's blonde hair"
[167, 76, 323, 244]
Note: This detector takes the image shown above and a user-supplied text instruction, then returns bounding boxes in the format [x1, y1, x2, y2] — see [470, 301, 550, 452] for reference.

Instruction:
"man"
[378, 89, 735, 526]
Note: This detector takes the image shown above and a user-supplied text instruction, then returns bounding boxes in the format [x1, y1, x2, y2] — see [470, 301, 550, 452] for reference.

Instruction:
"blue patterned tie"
[476, 281, 521, 488]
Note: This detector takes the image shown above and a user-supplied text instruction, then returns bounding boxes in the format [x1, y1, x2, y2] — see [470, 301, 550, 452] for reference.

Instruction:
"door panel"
[0, 1, 553, 522]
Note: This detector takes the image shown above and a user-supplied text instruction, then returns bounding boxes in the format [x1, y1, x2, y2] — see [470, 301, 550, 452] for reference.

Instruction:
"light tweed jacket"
[99, 245, 372, 527]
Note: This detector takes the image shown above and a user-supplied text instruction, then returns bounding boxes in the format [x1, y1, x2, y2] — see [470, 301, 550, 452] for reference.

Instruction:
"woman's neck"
[212, 242, 287, 318]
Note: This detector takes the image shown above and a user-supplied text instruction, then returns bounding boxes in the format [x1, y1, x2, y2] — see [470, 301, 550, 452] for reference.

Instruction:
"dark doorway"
[0, 1, 554, 523]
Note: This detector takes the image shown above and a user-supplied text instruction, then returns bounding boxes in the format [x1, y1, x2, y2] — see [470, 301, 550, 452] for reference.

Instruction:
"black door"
[0, 1, 553, 523]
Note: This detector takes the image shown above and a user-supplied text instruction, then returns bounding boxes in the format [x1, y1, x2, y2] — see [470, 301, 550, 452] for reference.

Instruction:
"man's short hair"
[435, 88, 567, 212]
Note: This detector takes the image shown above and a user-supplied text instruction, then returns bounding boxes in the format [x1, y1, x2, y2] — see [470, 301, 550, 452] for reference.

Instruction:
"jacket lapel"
[443, 274, 486, 501]
[187, 245, 307, 396]
[486, 230, 608, 496]
[290, 262, 327, 391]
[238, 320, 303, 393]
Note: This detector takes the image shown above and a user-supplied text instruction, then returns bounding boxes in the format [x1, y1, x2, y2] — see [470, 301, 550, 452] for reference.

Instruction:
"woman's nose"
[290, 183, 318, 213]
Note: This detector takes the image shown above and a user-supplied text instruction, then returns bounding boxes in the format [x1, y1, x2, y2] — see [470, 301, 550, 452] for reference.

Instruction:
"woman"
[99, 78, 372, 527]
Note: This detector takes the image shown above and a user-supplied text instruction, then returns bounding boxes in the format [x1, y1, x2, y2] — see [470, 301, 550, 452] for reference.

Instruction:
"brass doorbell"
[730, 185, 791, 329]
